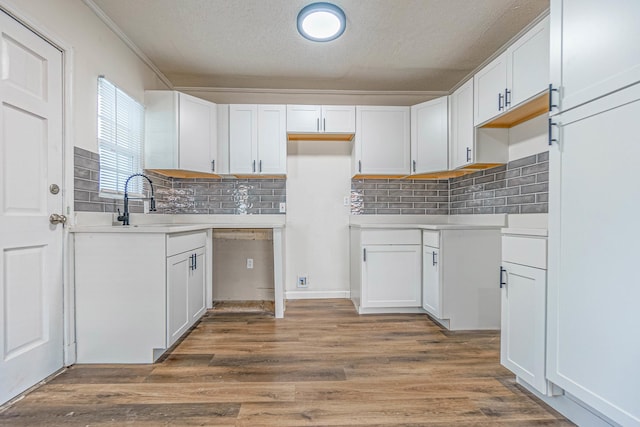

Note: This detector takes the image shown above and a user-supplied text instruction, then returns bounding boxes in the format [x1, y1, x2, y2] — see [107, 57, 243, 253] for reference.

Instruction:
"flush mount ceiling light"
[297, 2, 346, 42]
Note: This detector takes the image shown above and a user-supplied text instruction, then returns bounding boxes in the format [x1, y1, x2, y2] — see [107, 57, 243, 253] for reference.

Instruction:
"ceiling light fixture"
[297, 2, 346, 42]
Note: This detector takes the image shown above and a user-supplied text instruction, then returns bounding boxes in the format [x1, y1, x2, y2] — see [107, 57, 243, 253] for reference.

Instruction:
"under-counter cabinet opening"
[212, 229, 275, 314]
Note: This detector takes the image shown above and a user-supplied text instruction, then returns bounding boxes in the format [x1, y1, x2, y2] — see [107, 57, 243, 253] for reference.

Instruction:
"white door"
[257, 104, 286, 174]
[286, 104, 321, 133]
[474, 53, 507, 125]
[411, 97, 448, 174]
[178, 93, 216, 174]
[167, 253, 189, 346]
[229, 104, 258, 174]
[322, 105, 355, 133]
[188, 248, 206, 323]
[500, 262, 547, 394]
[422, 246, 441, 318]
[449, 79, 474, 169]
[362, 245, 421, 308]
[550, 0, 640, 114]
[0, 11, 64, 404]
[355, 106, 410, 175]
[507, 16, 549, 107]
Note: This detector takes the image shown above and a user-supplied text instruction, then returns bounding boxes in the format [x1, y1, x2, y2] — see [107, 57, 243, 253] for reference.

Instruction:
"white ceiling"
[90, 0, 549, 92]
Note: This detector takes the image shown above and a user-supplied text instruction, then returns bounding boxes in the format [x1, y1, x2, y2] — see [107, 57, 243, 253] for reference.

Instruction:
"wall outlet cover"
[246, 258, 254, 269]
[296, 274, 308, 288]
[279, 202, 286, 213]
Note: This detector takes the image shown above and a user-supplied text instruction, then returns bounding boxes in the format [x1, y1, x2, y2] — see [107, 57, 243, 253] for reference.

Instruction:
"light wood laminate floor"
[0, 299, 573, 426]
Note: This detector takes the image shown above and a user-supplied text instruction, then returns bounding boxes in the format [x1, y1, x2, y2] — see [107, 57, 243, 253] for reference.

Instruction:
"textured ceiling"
[90, 0, 549, 91]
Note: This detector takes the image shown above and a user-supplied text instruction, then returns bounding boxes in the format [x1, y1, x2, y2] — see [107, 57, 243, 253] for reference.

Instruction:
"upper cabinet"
[449, 79, 475, 169]
[474, 16, 550, 126]
[550, 1, 640, 115]
[286, 105, 355, 135]
[229, 104, 287, 175]
[145, 91, 218, 174]
[353, 106, 410, 176]
[410, 97, 448, 174]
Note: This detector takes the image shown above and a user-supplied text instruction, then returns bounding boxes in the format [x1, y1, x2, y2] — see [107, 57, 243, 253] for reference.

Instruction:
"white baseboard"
[516, 378, 618, 427]
[285, 290, 350, 300]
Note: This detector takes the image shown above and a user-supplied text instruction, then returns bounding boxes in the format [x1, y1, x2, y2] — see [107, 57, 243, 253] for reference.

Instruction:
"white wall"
[508, 114, 548, 161]
[1, 0, 169, 152]
[285, 142, 352, 298]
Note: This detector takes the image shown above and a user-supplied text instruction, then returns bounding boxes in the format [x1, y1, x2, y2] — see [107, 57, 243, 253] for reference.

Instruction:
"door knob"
[49, 213, 67, 225]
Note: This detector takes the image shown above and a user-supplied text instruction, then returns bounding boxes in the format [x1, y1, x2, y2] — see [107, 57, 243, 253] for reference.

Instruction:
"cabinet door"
[229, 104, 258, 174]
[362, 245, 421, 308]
[257, 105, 287, 174]
[167, 254, 189, 346]
[507, 16, 549, 107]
[500, 262, 547, 394]
[449, 79, 474, 169]
[474, 54, 507, 126]
[422, 246, 441, 318]
[188, 248, 206, 324]
[322, 105, 355, 133]
[547, 86, 640, 427]
[355, 106, 410, 175]
[411, 97, 448, 174]
[178, 93, 216, 174]
[286, 105, 321, 133]
[551, 0, 640, 113]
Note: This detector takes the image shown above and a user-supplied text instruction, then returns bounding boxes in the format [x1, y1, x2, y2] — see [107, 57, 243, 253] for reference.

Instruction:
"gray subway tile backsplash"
[351, 150, 549, 215]
[75, 146, 547, 217]
[73, 147, 285, 215]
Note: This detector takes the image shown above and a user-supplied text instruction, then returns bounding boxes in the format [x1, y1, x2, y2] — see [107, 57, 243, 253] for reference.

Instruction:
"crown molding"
[174, 86, 449, 97]
[82, 0, 173, 89]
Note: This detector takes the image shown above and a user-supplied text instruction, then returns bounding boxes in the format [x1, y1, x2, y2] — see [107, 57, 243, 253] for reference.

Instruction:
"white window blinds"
[97, 77, 144, 195]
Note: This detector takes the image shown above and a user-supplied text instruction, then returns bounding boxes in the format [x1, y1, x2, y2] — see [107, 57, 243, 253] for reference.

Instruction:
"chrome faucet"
[117, 173, 156, 225]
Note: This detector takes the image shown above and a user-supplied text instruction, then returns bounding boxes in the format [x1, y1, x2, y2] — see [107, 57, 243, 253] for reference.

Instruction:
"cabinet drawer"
[502, 235, 547, 269]
[422, 230, 440, 248]
[167, 231, 207, 257]
[361, 229, 421, 245]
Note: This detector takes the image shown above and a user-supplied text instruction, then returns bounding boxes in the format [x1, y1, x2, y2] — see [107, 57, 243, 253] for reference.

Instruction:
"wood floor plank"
[0, 299, 573, 426]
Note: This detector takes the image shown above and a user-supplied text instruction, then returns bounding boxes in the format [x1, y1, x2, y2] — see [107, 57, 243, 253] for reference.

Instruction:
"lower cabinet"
[350, 228, 422, 313]
[167, 246, 206, 347]
[74, 230, 209, 363]
[500, 231, 550, 395]
[421, 229, 501, 330]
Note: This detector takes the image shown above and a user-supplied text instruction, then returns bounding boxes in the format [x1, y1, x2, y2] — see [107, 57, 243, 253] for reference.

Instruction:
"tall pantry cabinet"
[547, 1, 640, 426]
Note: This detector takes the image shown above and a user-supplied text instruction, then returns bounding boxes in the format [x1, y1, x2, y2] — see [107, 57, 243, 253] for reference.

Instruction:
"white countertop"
[349, 223, 503, 230]
[70, 213, 286, 233]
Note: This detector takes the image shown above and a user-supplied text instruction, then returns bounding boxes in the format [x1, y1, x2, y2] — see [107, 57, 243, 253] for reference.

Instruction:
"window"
[97, 76, 144, 196]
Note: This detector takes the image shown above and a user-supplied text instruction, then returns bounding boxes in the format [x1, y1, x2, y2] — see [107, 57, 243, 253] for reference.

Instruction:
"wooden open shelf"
[480, 92, 549, 128]
[287, 133, 354, 142]
[146, 169, 222, 179]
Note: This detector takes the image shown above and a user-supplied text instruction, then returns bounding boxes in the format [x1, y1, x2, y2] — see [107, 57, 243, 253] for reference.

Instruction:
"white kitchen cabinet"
[74, 230, 210, 363]
[353, 106, 411, 176]
[410, 97, 448, 174]
[286, 105, 355, 133]
[350, 228, 422, 313]
[547, 83, 640, 427]
[449, 79, 474, 169]
[474, 16, 549, 125]
[550, 0, 640, 115]
[145, 91, 218, 174]
[422, 242, 441, 317]
[421, 228, 501, 330]
[229, 104, 286, 175]
[167, 243, 206, 347]
[500, 231, 548, 395]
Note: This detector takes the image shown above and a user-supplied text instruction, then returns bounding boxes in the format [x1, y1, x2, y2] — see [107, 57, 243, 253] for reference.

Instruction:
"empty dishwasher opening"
[212, 229, 274, 314]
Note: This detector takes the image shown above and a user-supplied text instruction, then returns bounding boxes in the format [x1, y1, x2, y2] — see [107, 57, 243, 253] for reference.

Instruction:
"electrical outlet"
[343, 196, 350, 207]
[279, 202, 286, 213]
[296, 274, 308, 288]
[246, 258, 253, 269]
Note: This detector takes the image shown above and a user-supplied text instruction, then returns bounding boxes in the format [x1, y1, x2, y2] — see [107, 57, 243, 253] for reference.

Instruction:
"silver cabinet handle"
[413, 160, 416, 173]
[499, 267, 507, 288]
[252, 160, 256, 172]
[548, 118, 558, 146]
[259, 160, 262, 173]
[466, 147, 471, 162]
[432, 251, 437, 266]
[211, 160, 215, 172]
[498, 92, 504, 111]
[358, 160, 362, 173]
[323, 118, 326, 132]
[549, 84, 559, 112]
[317, 118, 320, 132]
[505, 88, 511, 107]
[363, 248, 367, 262]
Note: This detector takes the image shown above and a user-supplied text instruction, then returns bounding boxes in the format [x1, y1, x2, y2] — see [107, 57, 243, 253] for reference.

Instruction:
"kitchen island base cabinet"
[74, 230, 209, 364]
[422, 229, 502, 330]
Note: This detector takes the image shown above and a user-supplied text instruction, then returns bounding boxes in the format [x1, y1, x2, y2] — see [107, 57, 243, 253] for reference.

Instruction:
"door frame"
[0, 0, 76, 365]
